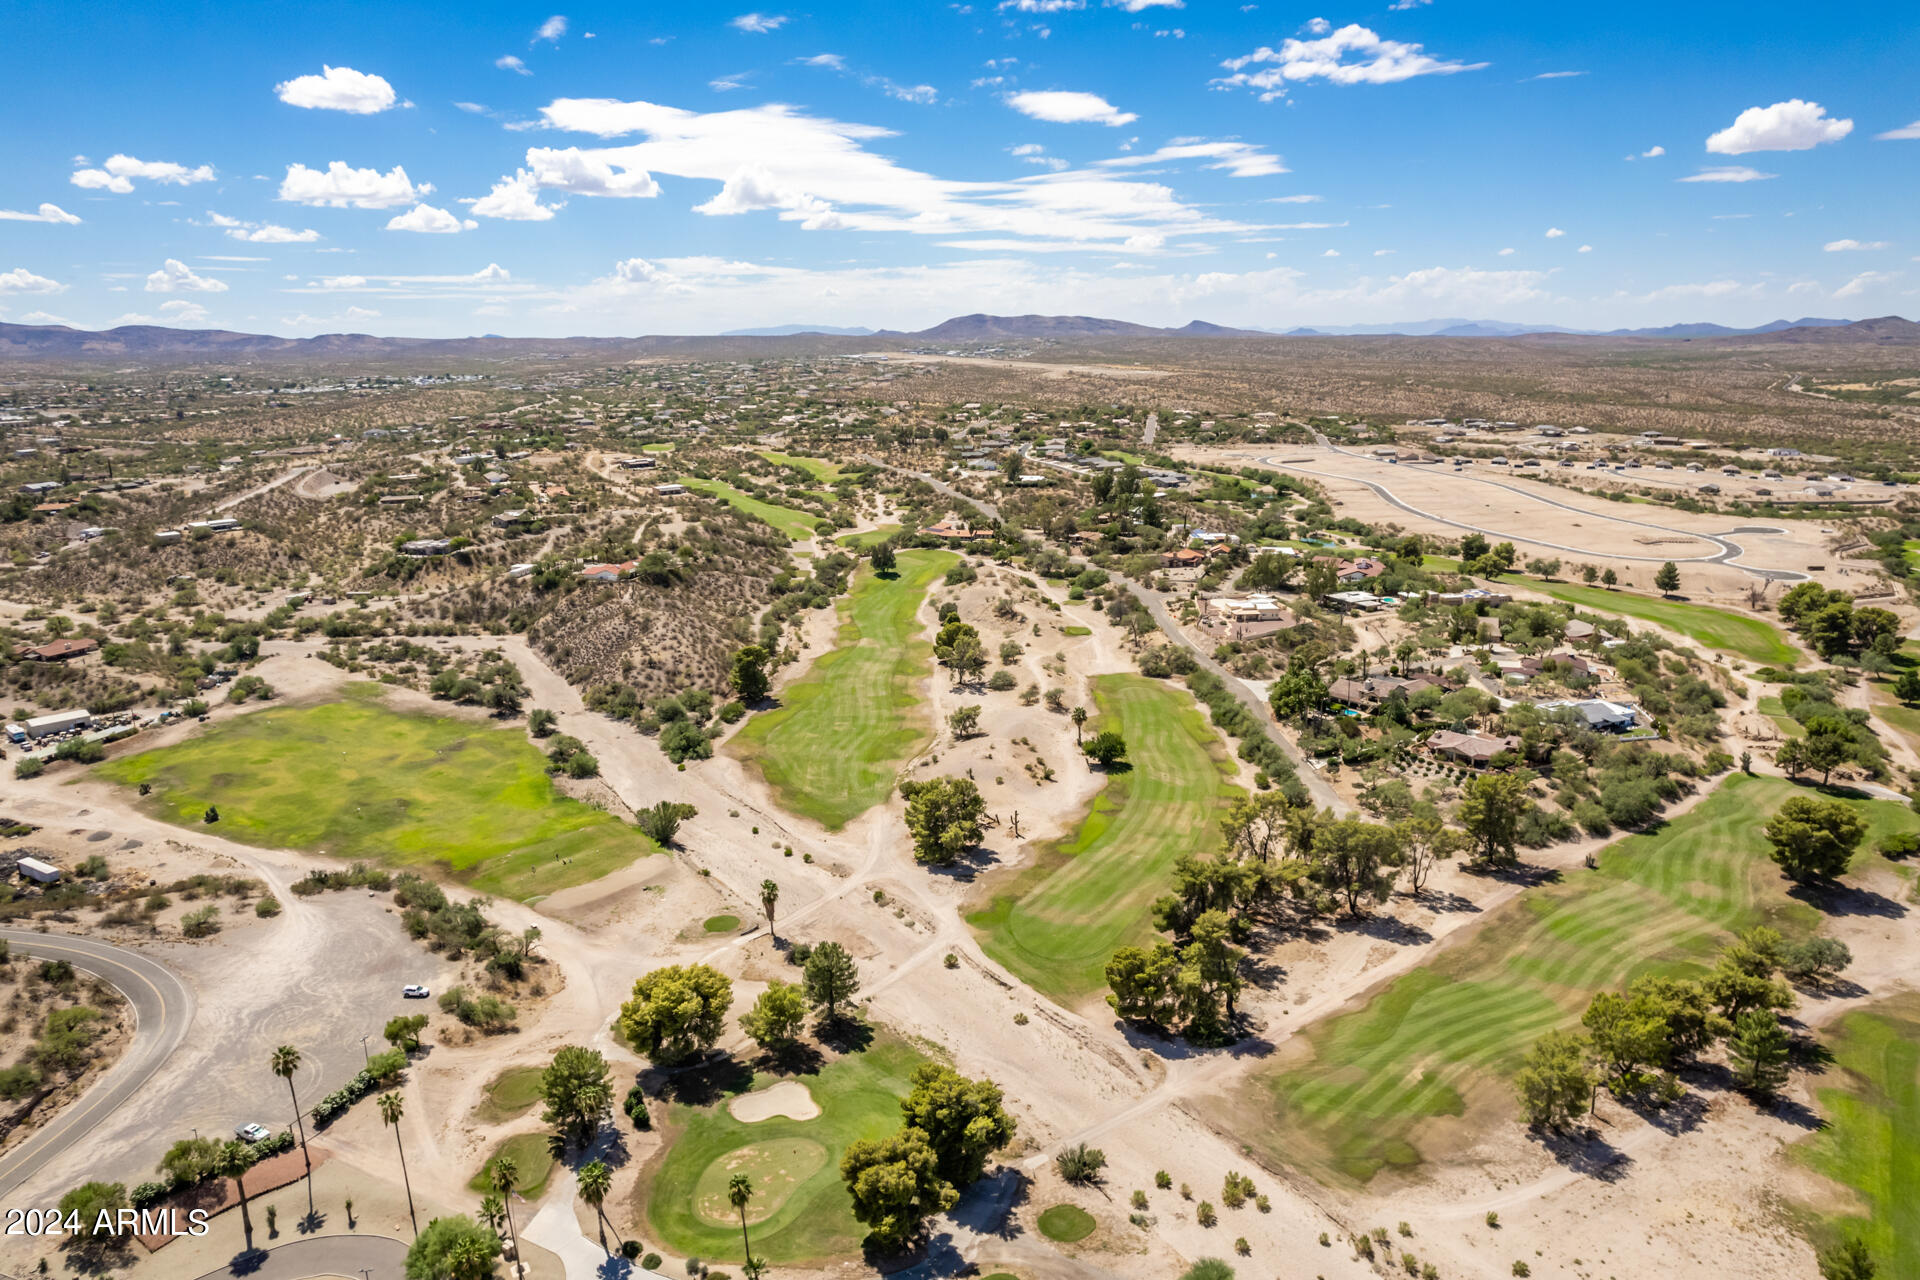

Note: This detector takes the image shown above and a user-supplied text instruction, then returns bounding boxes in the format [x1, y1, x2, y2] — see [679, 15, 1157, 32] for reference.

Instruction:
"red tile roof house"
[920, 519, 993, 541]
[1336, 556, 1387, 583]
[1426, 730, 1521, 767]
[22, 637, 99, 662]
[579, 561, 636, 582]
[1161, 548, 1206, 569]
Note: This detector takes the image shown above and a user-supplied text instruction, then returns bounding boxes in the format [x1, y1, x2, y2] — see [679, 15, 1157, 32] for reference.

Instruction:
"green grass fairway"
[837, 524, 902, 549]
[476, 1065, 545, 1122]
[643, 1035, 928, 1263]
[703, 914, 741, 933]
[643, 442, 675, 452]
[731, 550, 956, 829]
[469, 1131, 556, 1197]
[1238, 776, 1916, 1185]
[680, 477, 822, 542]
[1037, 1205, 1096, 1243]
[1758, 695, 1806, 739]
[1871, 697, 1920, 753]
[1796, 995, 1920, 1277]
[1498, 578, 1797, 666]
[968, 674, 1241, 1005]
[98, 686, 655, 901]
[759, 451, 844, 484]
[1060, 625, 1093, 637]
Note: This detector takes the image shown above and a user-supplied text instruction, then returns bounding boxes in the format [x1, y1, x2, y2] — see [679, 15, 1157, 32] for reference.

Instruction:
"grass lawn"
[1498, 577, 1799, 666]
[469, 1131, 556, 1197]
[759, 451, 843, 484]
[1871, 697, 1920, 753]
[476, 1065, 545, 1123]
[642, 1034, 929, 1263]
[97, 685, 655, 902]
[1237, 775, 1917, 1185]
[1036, 1205, 1096, 1243]
[703, 914, 741, 933]
[1796, 994, 1920, 1278]
[642, 442, 675, 452]
[1061, 626, 1092, 637]
[837, 524, 903, 550]
[679, 477, 821, 542]
[731, 550, 955, 830]
[1758, 695, 1806, 738]
[968, 674, 1242, 1005]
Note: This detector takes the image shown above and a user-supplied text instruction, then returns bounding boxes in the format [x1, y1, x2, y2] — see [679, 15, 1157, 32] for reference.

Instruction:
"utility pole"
[360, 1033, 372, 1065]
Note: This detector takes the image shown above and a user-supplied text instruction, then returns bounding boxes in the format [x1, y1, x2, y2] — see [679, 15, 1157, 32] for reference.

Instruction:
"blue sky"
[2, 0, 1915, 336]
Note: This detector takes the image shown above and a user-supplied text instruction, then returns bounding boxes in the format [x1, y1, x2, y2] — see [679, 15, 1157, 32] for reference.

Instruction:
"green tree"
[1654, 562, 1681, 594]
[1082, 730, 1128, 768]
[729, 1174, 756, 1268]
[803, 941, 861, 1021]
[900, 1064, 1018, 1187]
[898, 777, 986, 864]
[1894, 669, 1920, 707]
[380, 1088, 419, 1235]
[540, 1045, 614, 1148]
[1268, 667, 1326, 722]
[1183, 909, 1245, 1027]
[731, 645, 772, 703]
[1106, 941, 1182, 1026]
[618, 964, 733, 1063]
[1764, 795, 1867, 883]
[405, 1215, 503, 1280]
[1818, 1237, 1877, 1280]
[839, 1128, 958, 1251]
[1309, 816, 1402, 916]
[490, 1156, 521, 1276]
[215, 1141, 258, 1247]
[1179, 1260, 1236, 1280]
[1457, 771, 1534, 866]
[1727, 1009, 1790, 1095]
[158, 1135, 222, 1186]
[1581, 991, 1672, 1093]
[869, 541, 897, 572]
[578, 1159, 618, 1255]
[386, 1013, 430, 1053]
[56, 1181, 128, 1255]
[270, 1043, 311, 1182]
[1069, 704, 1087, 743]
[740, 980, 810, 1052]
[1513, 1031, 1594, 1130]
[1601, 567, 1618, 587]
[760, 878, 779, 940]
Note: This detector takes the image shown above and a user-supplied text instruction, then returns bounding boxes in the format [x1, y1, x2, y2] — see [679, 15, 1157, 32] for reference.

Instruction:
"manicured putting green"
[703, 914, 742, 933]
[1500, 577, 1798, 666]
[731, 550, 956, 829]
[837, 524, 903, 549]
[477, 1065, 545, 1121]
[645, 1035, 929, 1262]
[1238, 776, 1917, 1185]
[1797, 995, 1920, 1278]
[1061, 626, 1093, 637]
[469, 1131, 555, 1196]
[98, 685, 655, 901]
[680, 476, 821, 542]
[969, 674, 1241, 1005]
[1037, 1205, 1096, 1243]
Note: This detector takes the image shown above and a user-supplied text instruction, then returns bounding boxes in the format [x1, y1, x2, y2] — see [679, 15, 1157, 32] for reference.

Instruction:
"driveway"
[191, 1233, 407, 1280]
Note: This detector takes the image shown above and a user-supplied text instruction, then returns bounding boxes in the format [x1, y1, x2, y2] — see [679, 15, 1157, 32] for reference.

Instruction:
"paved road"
[190, 1233, 408, 1280]
[213, 465, 318, 514]
[857, 455, 1001, 521]
[1258, 436, 1808, 582]
[1142, 412, 1158, 445]
[1134, 591, 1348, 814]
[0, 930, 193, 1201]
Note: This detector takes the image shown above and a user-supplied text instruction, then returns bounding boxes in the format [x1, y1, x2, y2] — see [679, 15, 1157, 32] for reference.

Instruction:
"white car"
[235, 1123, 270, 1143]
[402, 984, 431, 999]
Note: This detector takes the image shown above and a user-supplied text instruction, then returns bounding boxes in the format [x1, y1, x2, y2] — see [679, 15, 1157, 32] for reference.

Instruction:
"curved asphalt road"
[1258, 441, 1809, 582]
[192, 1234, 409, 1280]
[0, 929, 193, 1202]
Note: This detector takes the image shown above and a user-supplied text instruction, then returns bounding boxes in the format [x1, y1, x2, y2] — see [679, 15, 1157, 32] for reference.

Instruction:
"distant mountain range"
[0, 314, 1912, 365]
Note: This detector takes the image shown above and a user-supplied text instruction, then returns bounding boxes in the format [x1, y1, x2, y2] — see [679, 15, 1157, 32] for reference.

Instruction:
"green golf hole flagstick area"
[968, 673, 1242, 1006]
[98, 684, 655, 901]
[1231, 775, 1917, 1186]
[1500, 577, 1798, 667]
[731, 549, 956, 830]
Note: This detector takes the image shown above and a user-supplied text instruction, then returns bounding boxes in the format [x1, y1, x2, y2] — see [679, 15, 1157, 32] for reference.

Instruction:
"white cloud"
[386, 203, 475, 233]
[1877, 120, 1920, 141]
[710, 74, 751, 92]
[1321, 248, 1339, 257]
[455, 101, 488, 114]
[1373, 248, 1393, 256]
[468, 170, 561, 220]
[145, 258, 228, 293]
[1834, 270, 1895, 299]
[1006, 90, 1137, 126]
[1009, 143, 1045, 156]
[497, 55, 531, 75]
[1107, 0, 1181, 9]
[0, 203, 81, 225]
[730, 12, 787, 32]
[1497, 247, 1515, 256]
[231, 223, 322, 243]
[1266, 193, 1322, 203]
[71, 154, 214, 193]
[1217, 23, 1486, 101]
[113, 299, 212, 326]
[1095, 139, 1286, 177]
[1577, 244, 1592, 253]
[1544, 227, 1565, 238]
[1640, 145, 1665, 158]
[527, 147, 661, 198]
[535, 14, 567, 42]
[1706, 100, 1852, 155]
[1678, 165, 1776, 183]
[1387, 0, 1428, 7]
[345, 305, 382, 319]
[1525, 70, 1585, 80]
[1824, 238, 1888, 252]
[999, 0, 1084, 10]
[279, 162, 423, 208]
[800, 53, 846, 69]
[17, 311, 69, 325]
[275, 66, 398, 114]
[316, 275, 368, 289]
[0, 267, 65, 294]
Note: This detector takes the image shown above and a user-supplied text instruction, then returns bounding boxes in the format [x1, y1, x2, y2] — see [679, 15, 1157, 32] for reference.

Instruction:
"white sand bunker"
[727, 1080, 821, 1123]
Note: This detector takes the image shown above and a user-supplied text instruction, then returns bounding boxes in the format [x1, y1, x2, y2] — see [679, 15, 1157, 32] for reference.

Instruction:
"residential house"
[654, 483, 688, 497]
[492, 509, 534, 528]
[1538, 698, 1638, 732]
[1426, 730, 1521, 767]
[400, 538, 452, 557]
[21, 638, 98, 662]
[579, 561, 636, 582]
[1161, 548, 1205, 570]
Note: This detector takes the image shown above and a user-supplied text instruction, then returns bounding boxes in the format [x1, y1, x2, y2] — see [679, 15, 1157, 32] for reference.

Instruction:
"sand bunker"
[726, 1079, 821, 1122]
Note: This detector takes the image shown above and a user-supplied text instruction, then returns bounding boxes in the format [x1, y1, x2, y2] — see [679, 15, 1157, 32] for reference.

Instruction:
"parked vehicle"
[235, 1122, 270, 1143]
[402, 984, 431, 999]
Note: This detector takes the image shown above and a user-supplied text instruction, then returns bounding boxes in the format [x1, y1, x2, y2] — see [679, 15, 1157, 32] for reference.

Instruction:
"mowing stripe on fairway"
[1499, 577, 1798, 666]
[967, 673, 1242, 1005]
[731, 549, 957, 830]
[678, 476, 821, 542]
[1238, 775, 1917, 1185]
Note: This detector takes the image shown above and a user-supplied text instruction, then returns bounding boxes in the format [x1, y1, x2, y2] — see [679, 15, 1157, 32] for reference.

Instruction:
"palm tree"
[448, 1235, 497, 1280]
[270, 1045, 311, 1186]
[479, 1193, 506, 1237]
[728, 1174, 755, 1268]
[215, 1141, 255, 1248]
[578, 1159, 619, 1255]
[377, 1090, 417, 1235]
[1070, 706, 1087, 744]
[492, 1155, 523, 1277]
[760, 880, 779, 941]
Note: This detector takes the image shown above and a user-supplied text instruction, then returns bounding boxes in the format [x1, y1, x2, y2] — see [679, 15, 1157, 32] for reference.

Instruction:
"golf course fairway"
[731, 549, 957, 829]
[968, 673, 1242, 1006]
